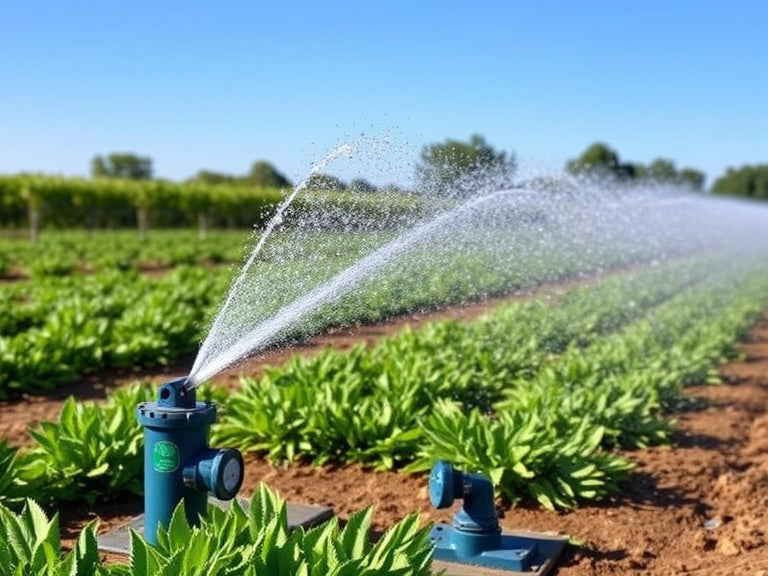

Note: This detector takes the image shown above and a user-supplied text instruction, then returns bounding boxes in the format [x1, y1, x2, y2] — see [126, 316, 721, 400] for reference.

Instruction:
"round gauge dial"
[221, 457, 242, 492]
[213, 449, 244, 500]
[429, 460, 455, 509]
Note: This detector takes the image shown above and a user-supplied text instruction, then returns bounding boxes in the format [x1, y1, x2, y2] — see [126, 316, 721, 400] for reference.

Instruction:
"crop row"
[0, 253, 766, 574]
[0, 230, 395, 396]
[0, 230, 250, 278]
[0, 221, 677, 397]
[213, 258, 708, 467]
[0, 486, 432, 575]
[417, 271, 766, 509]
[0, 268, 228, 397]
[3, 254, 764, 511]
[212, 255, 767, 510]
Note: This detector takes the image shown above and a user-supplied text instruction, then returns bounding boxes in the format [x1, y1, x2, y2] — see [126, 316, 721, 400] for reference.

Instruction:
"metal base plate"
[430, 525, 567, 575]
[98, 498, 334, 555]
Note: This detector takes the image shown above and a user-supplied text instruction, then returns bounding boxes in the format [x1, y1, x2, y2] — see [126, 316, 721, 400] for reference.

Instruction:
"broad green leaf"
[339, 507, 372, 558]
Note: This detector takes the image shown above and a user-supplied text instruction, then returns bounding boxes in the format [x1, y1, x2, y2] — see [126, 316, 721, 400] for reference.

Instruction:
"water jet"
[95, 141, 768, 566]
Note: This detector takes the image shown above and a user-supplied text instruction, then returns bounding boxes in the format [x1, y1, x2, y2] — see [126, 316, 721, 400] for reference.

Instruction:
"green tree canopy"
[415, 134, 517, 196]
[641, 159, 706, 190]
[348, 178, 378, 193]
[713, 164, 768, 199]
[91, 152, 153, 180]
[566, 144, 706, 190]
[565, 142, 631, 180]
[678, 168, 706, 191]
[646, 158, 678, 182]
[304, 173, 346, 191]
[188, 170, 237, 185]
[247, 160, 292, 188]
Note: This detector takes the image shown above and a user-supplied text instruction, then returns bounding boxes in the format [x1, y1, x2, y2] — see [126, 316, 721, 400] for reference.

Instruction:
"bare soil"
[2, 300, 767, 575]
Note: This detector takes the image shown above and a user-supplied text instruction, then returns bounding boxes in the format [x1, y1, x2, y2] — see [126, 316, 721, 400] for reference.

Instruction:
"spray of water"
[187, 141, 768, 387]
[189, 144, 353, 381]
[190, 189, 510, 384]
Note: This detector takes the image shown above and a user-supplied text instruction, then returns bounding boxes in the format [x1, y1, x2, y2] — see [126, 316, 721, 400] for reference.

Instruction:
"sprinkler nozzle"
[157, 376, 196, 409]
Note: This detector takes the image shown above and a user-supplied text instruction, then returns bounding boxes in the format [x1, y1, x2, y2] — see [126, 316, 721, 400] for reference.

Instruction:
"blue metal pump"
[136, 377, 244, 545]
[428, 461, 564, 573]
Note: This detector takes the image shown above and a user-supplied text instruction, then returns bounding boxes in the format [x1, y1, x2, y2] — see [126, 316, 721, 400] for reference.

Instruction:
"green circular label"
[153, 440, 180, 473]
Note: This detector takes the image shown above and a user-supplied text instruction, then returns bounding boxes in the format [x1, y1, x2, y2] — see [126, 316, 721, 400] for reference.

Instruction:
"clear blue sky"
[1, 1, 765, 188]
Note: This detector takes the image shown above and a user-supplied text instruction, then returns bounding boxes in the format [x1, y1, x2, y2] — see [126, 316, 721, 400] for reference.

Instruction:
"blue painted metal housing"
[428, 460, 562, 573]
[136, 377, 244, 545]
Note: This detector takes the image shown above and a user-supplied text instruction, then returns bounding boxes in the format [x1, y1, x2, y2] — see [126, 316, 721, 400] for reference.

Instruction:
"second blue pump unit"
[428, 460, 565, 572]
[137, 377, 244, 545]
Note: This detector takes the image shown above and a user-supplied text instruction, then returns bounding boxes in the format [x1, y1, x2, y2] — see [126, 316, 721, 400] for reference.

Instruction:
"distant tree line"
[415, 134, 517, 196]
[1, 138, 765, 240]
[91, 153, 294, 190]
[87, 141, 767, 201]
[565, 142, 707, 190]
[91, 153, 404, 195]
[565, 142, 768, 201]
[712, 165, 768, 200]
[303, 134, 517, 197]
[92, 153, 154, 180]
[189, 160, 292, 189]
[300, 173, 400, 194]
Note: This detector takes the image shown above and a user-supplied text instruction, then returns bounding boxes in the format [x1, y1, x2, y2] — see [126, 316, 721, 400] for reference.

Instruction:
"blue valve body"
[137, 377, 243, 545]
[428, 460, 541, 572]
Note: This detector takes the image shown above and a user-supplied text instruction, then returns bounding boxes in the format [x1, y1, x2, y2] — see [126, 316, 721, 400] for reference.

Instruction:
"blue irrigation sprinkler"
[136, 377, 244, 545]
[428, 461, 565, 573]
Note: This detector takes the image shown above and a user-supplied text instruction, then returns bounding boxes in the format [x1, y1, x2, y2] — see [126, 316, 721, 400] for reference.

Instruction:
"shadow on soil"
[617, 470, 708, 514]
[58, 497, 143, 543]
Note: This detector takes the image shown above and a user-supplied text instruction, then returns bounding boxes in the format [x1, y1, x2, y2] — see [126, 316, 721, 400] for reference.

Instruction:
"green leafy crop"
[215, 254, 768, 510]
[110, 484, 433, 576]
[0, 499, 105, 575]
[0, 440, 24, 507]
[14, 384, 153, 505]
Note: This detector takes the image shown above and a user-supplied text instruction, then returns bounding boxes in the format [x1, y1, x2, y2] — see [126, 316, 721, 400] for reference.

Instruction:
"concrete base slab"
[431, 530, 568, 576]
[98, 498, 334, 555]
